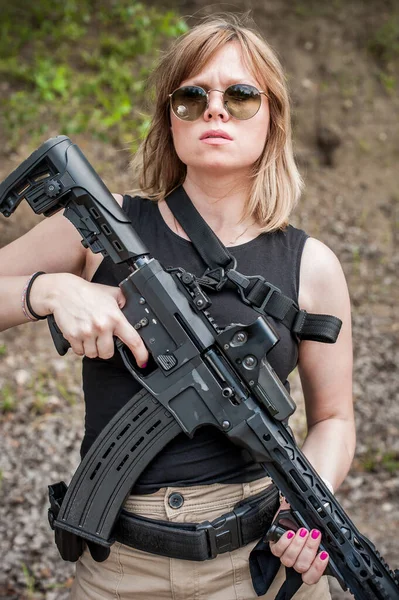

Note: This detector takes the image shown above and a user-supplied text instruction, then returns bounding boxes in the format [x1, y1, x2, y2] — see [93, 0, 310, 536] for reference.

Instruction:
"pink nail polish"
[287, 531, 295, 539]
[320, 551, 329, 561]
[141, 362, 147, 368]
[311, 530, 320, 539]
[299, 528, 308, 538]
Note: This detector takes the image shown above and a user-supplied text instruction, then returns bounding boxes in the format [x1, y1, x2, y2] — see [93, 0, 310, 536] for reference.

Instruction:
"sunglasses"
[169, 83, 268, 122]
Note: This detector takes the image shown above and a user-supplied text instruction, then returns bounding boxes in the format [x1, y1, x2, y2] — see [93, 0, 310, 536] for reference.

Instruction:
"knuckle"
[295, 561, 311, 574]
[282, 557, 296, 568]
[93, 319, 109, 334]
[301, 573, 318, 586]
[80, 327, 93, 339]
[269, 544, 279, 557]
[113, 309, 126, 322]
[67, 330, 79, 341]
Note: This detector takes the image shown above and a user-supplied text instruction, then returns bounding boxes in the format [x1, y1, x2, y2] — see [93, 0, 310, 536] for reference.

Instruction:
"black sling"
[165, 185, 341, 345]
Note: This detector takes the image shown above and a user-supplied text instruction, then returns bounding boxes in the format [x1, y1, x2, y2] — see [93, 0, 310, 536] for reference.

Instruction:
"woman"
[0, 15, 354, 599]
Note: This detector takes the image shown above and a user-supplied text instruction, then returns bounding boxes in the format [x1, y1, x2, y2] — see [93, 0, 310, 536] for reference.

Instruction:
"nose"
[204, 89, 230, 122]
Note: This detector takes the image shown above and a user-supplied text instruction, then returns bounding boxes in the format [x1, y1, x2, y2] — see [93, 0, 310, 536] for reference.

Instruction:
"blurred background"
[0, 0, 398, 598]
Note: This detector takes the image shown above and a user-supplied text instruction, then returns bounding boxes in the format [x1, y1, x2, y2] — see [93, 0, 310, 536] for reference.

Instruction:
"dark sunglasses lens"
[171, 86, 207, 121]
[224, 84, 261, 120]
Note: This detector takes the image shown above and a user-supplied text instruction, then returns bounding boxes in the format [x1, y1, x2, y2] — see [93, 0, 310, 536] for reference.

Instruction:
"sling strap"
[249, 536, 303, 598]
[165, 186, 341, 344]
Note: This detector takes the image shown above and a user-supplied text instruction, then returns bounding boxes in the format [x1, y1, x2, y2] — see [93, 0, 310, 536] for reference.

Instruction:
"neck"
[158, 169, 262, 247]
[183, 169, 252, 230]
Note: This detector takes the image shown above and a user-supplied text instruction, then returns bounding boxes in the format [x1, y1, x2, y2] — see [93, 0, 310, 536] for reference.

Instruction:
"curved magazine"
[55, 388, 182, 545]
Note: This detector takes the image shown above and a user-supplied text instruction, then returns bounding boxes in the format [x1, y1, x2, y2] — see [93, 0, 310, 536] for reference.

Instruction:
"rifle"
[0, 136, 398, 600]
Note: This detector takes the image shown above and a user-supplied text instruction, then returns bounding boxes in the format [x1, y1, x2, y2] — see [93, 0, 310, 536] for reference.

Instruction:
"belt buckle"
[197, 504, 249, 559]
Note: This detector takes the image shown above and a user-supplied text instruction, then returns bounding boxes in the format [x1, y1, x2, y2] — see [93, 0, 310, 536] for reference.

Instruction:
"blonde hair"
[131, 14, 304, 232]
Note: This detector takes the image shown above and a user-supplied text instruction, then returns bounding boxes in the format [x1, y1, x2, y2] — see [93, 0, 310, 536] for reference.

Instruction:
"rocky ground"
[0, 0, 398, 598]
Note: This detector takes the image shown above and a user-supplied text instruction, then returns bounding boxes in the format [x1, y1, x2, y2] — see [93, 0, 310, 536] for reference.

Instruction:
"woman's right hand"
[30, 272, 149, 366]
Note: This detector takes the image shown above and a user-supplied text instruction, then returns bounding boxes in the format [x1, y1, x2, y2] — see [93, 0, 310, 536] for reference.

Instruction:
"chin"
[192, 160, 252, 175]
[186, 152, 247, 169]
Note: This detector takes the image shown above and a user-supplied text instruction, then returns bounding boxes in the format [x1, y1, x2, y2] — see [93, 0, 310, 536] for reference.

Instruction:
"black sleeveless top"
[81, 190, 308, 493]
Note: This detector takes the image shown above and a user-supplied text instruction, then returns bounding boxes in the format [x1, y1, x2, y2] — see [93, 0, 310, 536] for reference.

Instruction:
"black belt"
[114, 483, 280, 561]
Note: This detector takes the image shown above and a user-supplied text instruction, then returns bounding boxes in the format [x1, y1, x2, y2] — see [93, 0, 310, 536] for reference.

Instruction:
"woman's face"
[170, 42, 270, 176]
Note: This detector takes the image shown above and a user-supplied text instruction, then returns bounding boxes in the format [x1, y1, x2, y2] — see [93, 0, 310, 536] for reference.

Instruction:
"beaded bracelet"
[21, 271, 47, 321]
[21, 273, 38, 321]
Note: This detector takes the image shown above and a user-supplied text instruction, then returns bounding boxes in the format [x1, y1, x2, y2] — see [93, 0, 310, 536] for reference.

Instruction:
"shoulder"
[111, 192, 147, 209]
[299, 237, 350, 317]
[272, 224, 308, 247]
[284, 223, 308, 240]
[119, 192, 155, 219]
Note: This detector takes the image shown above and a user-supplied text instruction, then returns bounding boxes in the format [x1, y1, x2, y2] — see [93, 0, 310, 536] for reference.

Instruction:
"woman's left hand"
[268, 498, 329, 585]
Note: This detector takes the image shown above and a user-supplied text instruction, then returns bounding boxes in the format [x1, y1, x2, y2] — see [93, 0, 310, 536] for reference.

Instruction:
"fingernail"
[311, 530, 320, 539]
[287, 531, 295, 539]
[141, 362, 147, 368]
[320, 551, 329, 561]
[299, 528, 308, 538]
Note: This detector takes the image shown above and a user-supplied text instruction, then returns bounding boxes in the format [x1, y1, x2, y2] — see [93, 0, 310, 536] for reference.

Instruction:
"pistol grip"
[47, 314, 71, 356]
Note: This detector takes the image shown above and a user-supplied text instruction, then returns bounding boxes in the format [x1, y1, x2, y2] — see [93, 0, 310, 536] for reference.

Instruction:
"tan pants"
[70, 476, 331, 599]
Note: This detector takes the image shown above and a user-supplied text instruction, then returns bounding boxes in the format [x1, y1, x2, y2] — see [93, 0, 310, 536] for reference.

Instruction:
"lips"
[200, 130, 233, 140]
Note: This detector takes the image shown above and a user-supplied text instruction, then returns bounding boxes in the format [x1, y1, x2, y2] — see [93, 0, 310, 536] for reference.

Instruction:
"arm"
[270, 237, 355, 584]
[0, 194, 148, 365]
[0, 209, 87, 330]
[298, 236, 355, 491]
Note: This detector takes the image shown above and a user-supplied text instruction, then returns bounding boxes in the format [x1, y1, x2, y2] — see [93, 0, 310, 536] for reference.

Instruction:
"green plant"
[360, 453, 377, 472]
[351, 245, 361, 273]
[294, 0, 343, 19]
[0, 384, 16, 412]
[381, 451, 399, 474]
[368, 15, 399, 65]
[31, 391, 49, 415]
[378, 71, 396, 94]
[1, 1, 188, 151]
[55, 380, 76, 406]
[0, 344, 7, 356]
[358, 138, 371, 153]
[359, 448, 399, 474]
[21, 563, 36, 598]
